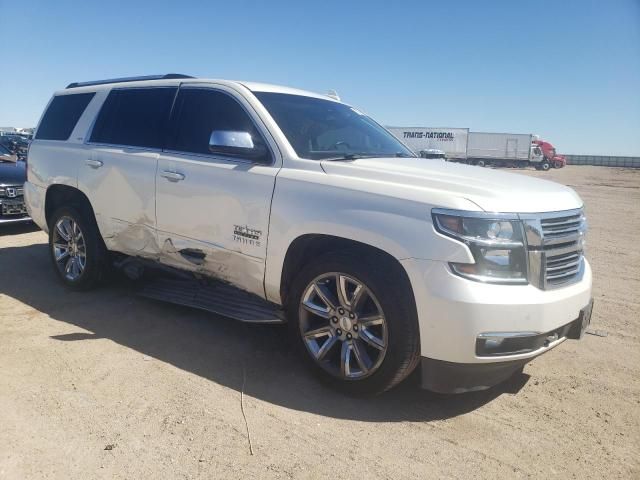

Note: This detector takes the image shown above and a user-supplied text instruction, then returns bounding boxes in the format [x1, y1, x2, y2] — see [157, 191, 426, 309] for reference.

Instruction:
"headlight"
[432, 209, 528, 284]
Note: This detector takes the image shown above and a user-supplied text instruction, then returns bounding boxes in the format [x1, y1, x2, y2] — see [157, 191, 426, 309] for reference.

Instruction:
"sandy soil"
[0, 166, 638, 479]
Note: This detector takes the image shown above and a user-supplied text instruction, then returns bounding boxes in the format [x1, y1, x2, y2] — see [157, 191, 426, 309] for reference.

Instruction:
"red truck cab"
[533, 139, 566, 168]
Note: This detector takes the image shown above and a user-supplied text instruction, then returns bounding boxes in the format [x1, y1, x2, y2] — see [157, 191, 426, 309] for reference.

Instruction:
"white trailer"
[387, 127, 469, 160]
[467, 132, 536, 166]
[387, 127, 549, 169]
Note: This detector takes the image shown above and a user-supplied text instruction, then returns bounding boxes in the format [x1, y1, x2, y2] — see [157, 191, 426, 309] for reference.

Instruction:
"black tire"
[287, 250, 421, 395]
[48, 206, 107, 290]
[540, 160, 551, 171]
[476, 160, 486, 167]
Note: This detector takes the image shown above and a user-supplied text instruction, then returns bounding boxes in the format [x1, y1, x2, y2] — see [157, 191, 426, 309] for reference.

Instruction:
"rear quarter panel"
[29, 90, 104, 185]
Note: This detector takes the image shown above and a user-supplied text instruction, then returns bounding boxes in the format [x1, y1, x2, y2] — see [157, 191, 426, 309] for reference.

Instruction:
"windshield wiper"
[322, 152, 416, 162]
[322, 153, 367, 162]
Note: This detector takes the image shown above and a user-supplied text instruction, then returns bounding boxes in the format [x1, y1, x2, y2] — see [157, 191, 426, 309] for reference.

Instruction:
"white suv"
[25, 74, 593, 395]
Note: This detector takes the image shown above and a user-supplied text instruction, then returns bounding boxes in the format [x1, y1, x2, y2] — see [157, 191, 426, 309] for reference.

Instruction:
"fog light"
[476, 332, 540, 357]
[483, 338, 505, 350]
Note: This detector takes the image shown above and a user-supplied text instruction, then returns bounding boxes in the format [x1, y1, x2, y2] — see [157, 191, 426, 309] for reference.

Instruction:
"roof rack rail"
[66, 74, 194, 89]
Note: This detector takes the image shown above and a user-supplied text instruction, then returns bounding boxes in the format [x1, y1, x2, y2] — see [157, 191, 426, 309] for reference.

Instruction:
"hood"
[0, 160, 26, 186]
[320, 157, 582, 213]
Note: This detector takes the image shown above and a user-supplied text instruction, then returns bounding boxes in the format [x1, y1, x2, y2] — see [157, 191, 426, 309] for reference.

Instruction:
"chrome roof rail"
[66, 74, 194, 89]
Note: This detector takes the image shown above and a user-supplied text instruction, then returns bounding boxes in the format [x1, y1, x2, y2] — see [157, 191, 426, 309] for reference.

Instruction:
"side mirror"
[208, 130, 269, 163]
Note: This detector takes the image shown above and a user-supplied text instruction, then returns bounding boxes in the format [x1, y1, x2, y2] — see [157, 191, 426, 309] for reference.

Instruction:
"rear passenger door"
[78, 87, 177, 256]
[155, 84, 280, 298]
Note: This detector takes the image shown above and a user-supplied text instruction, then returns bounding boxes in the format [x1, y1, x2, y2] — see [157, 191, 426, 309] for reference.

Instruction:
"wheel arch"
[278, 233, 417, 309]
[45, 184, 97, 229]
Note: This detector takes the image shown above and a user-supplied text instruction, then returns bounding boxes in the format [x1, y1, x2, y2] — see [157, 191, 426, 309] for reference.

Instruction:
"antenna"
[326, 90, 340, 101]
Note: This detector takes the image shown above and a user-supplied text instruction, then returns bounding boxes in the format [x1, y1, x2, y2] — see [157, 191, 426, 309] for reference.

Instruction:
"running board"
[138, 278, 285, 324]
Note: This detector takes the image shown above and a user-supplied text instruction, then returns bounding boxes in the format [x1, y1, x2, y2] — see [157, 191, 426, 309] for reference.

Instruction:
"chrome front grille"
[540, 211, 584, 244]
[0, 185, 24, 198]
[545, 249, 583, 286]
[522, 208, 586, 290]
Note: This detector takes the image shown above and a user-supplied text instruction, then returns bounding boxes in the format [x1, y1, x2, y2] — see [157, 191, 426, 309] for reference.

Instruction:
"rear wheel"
[49, 206, 107, 290]
[540, 160, 551, 171]
[476, 160, 486, 167]
[288, 251, 421, 395]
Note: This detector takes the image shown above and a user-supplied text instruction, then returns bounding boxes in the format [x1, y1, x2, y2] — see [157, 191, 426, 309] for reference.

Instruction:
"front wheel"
[49, 206, 107, 290]
[288, 251, 420, 395]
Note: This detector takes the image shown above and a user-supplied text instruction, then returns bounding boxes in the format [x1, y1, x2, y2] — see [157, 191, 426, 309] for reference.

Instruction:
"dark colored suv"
[0, 146, 29, 224]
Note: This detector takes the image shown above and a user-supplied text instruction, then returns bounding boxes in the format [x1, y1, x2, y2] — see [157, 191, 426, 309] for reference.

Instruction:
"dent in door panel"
[159, 236, 265, 297]
[101, 217, 160, 257]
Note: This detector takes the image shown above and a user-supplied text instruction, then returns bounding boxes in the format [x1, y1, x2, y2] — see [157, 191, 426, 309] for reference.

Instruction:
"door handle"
[160, 170, 185, 182]
[85, 159, 103, 168]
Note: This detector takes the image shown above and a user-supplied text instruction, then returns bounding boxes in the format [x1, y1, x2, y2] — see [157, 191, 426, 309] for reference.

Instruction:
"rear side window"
[90, 87, 177, 149]
[35, 93, 95, 141]
[166, 89, 265, 156]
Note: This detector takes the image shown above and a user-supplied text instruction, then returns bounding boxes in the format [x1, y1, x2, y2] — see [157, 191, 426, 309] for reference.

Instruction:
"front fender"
[263, 172, 476, 304]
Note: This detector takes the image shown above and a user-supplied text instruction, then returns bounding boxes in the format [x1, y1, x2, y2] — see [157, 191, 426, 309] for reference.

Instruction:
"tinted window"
[35, 93, 95, 141]
[90, 87, 177, 149]
[255, 92, 413, 160]
[167, 89, 266, 158]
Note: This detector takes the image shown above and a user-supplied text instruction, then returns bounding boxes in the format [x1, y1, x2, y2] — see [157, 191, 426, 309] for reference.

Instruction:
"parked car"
[419, 148, 446, 159]
[0, 143, 17, 162]
[0, 148, 30, 224]
[25, 74, 593, 395]
[0, 135, 29, 160]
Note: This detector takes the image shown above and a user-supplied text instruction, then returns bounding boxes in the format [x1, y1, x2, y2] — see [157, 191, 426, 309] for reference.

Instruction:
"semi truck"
[387, 127, 565, 171]
[534, 139, 566, 169]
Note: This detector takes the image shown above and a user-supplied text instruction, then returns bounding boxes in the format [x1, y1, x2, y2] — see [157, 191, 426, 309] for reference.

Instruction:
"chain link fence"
[565, 155, 640, 168]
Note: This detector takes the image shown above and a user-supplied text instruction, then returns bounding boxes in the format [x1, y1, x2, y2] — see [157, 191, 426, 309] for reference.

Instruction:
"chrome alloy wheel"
[52, 216, 87, 281]
[299, 273, 388, 380]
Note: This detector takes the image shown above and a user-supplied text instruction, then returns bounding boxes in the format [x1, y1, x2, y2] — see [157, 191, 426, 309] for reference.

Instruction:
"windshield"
[254, 92, 414, 160]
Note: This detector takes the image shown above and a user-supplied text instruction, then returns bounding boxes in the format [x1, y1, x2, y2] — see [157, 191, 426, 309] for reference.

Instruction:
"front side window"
[35, 93, 95, 141]
[166, 88, 267, 159]
[90, 87, 177, 149]
[254, 92, 414, 160]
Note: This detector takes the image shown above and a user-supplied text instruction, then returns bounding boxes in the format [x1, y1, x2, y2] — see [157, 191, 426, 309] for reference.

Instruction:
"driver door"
[155, 84, 280, 298]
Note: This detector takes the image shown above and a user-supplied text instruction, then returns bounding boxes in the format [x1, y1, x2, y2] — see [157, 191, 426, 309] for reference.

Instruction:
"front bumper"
[0, 198, 31, 224]
[0, 215, 32, 225]
[420, 303, 592, 393]
[400, 257, 592, 390]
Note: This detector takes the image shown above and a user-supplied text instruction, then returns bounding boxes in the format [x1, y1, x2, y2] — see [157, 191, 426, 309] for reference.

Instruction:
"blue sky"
[1, 0, 638, 156]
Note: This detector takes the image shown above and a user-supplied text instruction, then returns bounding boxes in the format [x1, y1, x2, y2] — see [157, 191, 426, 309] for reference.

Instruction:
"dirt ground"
[1, 165, 638, 479]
